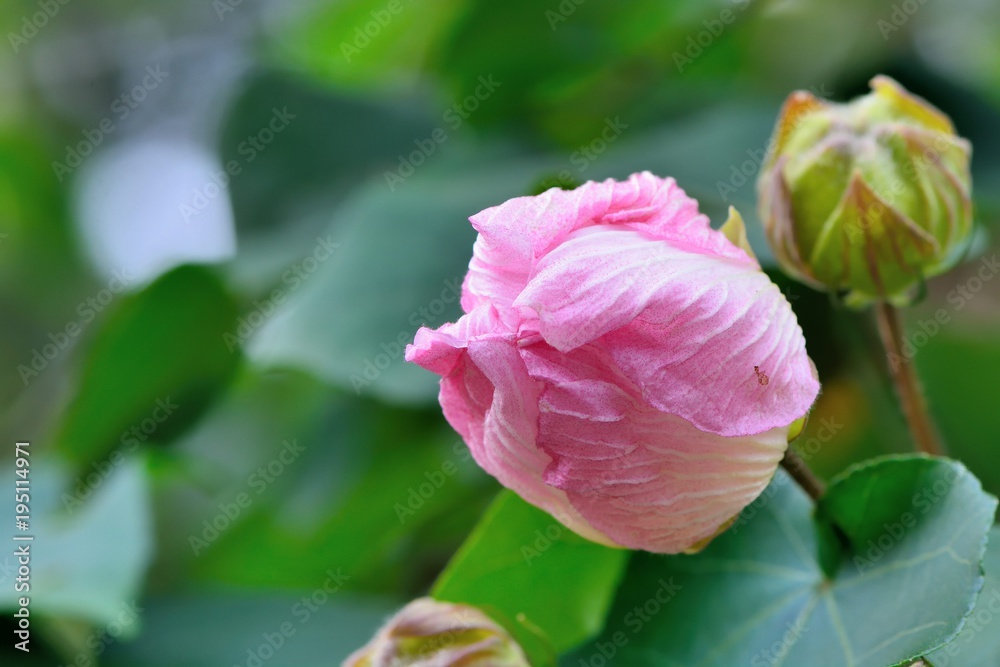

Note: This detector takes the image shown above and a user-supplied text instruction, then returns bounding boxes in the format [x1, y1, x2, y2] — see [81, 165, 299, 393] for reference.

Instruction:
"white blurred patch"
[74, 137, 237, 287]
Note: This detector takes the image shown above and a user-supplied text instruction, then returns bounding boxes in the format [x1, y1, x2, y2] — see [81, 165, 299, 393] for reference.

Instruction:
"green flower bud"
[758, 76, 973, 306]
[342, 598, 530, 667]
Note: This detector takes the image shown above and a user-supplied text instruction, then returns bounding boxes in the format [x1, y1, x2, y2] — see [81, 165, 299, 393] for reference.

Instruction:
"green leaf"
[54, 265, 241, 464]
[916, 333, 1000, 499]
[924, 526, 1000, 666]
[567, 457, 996, 667]
[219, 71, 440, 240]
[267, 0, 469, 90]
[249, 158, 541, 404]
[100, 593, 397, 667]
[186, 397, 493, 594]
[433, 491, 630, 663]
[0, 125, 89, 407]
[437, 0, 720, 142]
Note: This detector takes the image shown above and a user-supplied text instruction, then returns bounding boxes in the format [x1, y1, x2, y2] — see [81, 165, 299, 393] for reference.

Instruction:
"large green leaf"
[219, 71, 440, 239]
[54, 265, 241, 464]
[566, 457, 995, 667]
[924, 526, 1000, 666]
[249, 157, 542, 404]
[433, 491, 630, 664]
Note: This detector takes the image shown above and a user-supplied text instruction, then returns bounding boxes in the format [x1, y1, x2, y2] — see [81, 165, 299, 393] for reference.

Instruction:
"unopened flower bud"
[406, 174, 819, 554]
[758, 76, 973, 305]
[342, 598, 530, 667]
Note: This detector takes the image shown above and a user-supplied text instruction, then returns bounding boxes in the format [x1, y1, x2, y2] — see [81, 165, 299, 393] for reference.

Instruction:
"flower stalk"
[780, 448, 826, 501]
[874, 302, 945, 456]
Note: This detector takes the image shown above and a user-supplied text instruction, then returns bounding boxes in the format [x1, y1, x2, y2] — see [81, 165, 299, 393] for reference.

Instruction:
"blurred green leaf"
[178, 385, 492, 595]
[569, 458, 996, 667]
[54, 265, 241, 465]
[586, 104, 778, 259]
[912, 327, 1000, 499]
[0, 126, 89, 407]
[433, 491, 630, 663]
[268, 0, 469, 90]
[436, 0, 897, 146]
[438, 0, 696, 143]
[249, 157, 540, 404]
[912, 0, 1000, 110]
[101, 593, 396, 667]
[220, 71, 440, 238]
[142, 366, 332, 588]
[0, 126, 80, 295]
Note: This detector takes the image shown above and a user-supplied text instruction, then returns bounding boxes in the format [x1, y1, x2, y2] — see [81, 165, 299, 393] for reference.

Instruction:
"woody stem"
[780, 449, 825, 501]
[874, 302, 945, 456]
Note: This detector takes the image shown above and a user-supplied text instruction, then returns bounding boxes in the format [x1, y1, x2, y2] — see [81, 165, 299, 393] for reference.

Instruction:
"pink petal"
[413, 309, 614, 546]
[515, 226, 819, 437]
[522, 342, 787, 553]
[405, 305, 504, 376]
[461, 172, 750, 317]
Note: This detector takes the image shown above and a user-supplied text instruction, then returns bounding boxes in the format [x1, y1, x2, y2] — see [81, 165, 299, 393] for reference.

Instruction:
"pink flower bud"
[406, 173, 820, 553]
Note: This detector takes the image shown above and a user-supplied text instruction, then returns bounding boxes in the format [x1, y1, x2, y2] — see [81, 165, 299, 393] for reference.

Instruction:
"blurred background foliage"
[1, 0, 999, 664]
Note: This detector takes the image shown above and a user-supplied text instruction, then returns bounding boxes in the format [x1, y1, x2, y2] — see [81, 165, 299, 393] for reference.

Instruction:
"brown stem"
[780, 449, 826, 501]
[874, 302, 945, 456]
